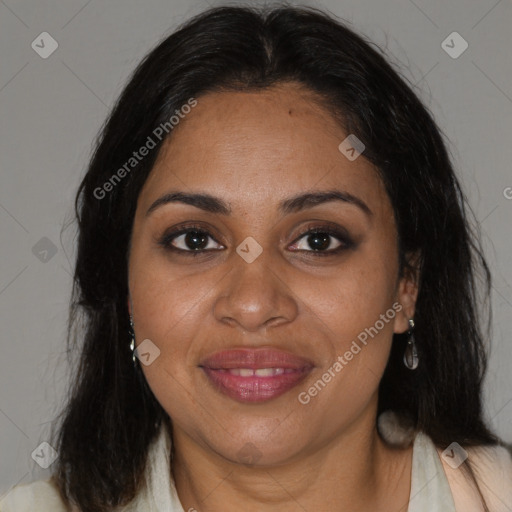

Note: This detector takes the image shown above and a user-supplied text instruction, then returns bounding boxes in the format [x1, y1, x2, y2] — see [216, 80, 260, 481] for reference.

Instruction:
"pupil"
[308, 233, 330, 250]
[185, 231, 208, 250]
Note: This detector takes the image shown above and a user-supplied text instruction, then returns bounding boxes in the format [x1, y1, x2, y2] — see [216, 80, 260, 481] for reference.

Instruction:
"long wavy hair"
[49, 4, 500, 511]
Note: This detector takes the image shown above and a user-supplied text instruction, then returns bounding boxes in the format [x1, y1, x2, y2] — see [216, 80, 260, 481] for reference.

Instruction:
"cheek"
[305, 247, 398, 344]
[129, 254, 216, 427]
[129, 242, 218, 339]
[127, 244, 218, 394]
[297, 245, 399, 404]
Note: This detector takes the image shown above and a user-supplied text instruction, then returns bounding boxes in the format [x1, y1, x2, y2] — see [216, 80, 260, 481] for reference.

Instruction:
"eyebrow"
[145, 189, 373, 218]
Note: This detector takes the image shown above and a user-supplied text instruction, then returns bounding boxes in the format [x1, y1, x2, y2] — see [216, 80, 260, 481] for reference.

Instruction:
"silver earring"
[403, 318, 419, 370]
[129, 315, 136, 365]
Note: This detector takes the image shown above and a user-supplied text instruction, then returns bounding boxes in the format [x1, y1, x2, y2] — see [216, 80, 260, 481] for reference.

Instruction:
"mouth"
[199, 348, 314, 403]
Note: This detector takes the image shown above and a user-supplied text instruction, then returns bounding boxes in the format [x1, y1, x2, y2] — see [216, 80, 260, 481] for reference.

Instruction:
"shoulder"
[0, 478, 71, 512]
[379, 412, 512, 511]
[437, 442, 512, 512]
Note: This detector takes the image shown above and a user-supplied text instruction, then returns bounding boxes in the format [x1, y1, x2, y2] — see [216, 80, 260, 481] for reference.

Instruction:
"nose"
[213, 249, 299, 333]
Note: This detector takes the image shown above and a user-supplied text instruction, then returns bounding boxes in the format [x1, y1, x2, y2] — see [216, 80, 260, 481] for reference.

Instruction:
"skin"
[128, 82, 419, 511]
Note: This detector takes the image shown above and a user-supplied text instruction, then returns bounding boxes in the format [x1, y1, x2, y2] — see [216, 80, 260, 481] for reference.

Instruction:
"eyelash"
[157, 222, 354, 258]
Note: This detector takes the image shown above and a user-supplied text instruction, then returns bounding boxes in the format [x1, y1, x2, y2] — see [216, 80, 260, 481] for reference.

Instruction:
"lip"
[200, 348, 314, 403]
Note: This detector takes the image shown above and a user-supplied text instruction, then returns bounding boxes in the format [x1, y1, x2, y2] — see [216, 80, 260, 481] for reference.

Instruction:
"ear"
[393, 251, 421, 334]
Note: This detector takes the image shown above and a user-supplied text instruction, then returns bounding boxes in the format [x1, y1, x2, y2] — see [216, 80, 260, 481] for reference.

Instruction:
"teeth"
[226, 368, 291, 377]
[255, 368, 278, 377]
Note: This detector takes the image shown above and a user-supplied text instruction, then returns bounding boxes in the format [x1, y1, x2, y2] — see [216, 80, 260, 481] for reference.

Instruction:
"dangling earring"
[403, 318, 419, 370]
[129, 315, 137, 365]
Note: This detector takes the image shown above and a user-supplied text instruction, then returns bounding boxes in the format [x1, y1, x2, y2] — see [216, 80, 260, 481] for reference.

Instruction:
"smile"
[200, 348, 314, 403]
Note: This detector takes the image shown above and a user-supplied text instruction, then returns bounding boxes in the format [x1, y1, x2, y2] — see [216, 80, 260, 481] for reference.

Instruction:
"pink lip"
[200, 348, 314, 403]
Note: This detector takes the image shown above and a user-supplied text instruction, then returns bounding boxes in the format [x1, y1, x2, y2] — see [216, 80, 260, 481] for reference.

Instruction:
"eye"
[158, 224, 224, 256]
[289, 223, 354, 256]
[157, 222, 354, 258]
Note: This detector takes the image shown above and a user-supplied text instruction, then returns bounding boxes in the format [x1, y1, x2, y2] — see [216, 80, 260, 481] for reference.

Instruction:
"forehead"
[139, 83, 389, 217]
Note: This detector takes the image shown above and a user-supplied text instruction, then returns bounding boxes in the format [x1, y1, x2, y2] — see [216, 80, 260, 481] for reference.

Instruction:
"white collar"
[129, 423, 455, 512]
[124, 423, 184, 512]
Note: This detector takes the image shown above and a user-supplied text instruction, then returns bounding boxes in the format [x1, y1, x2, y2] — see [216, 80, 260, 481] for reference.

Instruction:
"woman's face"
[128, 82, 417, 465]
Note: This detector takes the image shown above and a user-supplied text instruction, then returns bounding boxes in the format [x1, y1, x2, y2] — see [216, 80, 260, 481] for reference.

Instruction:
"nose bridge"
[213, 242, 298, 331]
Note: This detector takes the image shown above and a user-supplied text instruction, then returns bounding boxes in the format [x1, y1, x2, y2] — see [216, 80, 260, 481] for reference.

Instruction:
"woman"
[1, 4, 511, 511]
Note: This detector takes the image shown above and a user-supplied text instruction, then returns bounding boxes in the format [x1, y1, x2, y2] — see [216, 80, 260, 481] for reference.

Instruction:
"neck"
[171, 406, 413, 512]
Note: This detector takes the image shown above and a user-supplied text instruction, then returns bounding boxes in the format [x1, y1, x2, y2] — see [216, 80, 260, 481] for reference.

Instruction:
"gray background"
[1, 0, 511, 492]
